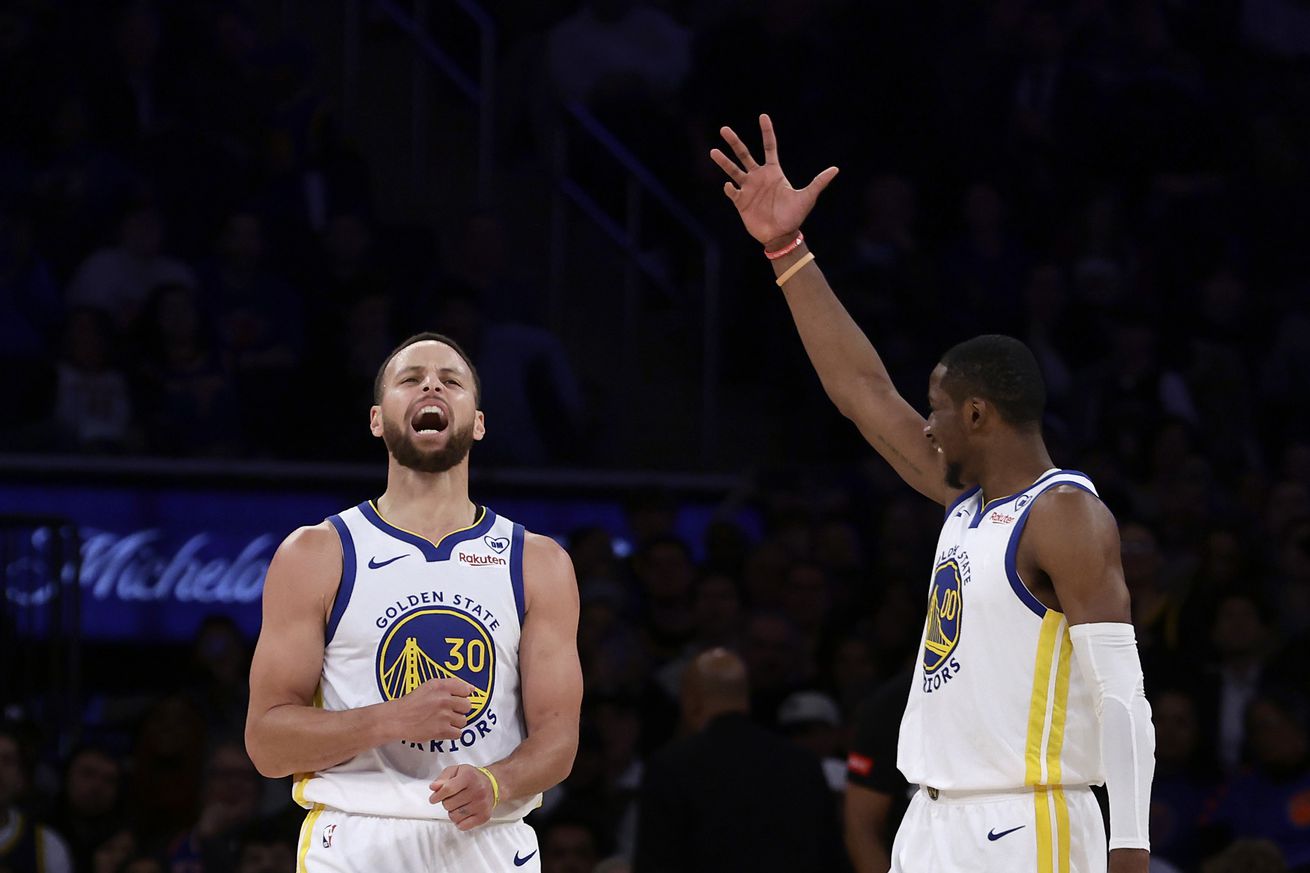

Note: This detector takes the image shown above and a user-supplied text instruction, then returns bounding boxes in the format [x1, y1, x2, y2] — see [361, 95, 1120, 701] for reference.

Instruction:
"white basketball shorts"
[296, 806, 541, 872]
[890, 785, 1107, 873]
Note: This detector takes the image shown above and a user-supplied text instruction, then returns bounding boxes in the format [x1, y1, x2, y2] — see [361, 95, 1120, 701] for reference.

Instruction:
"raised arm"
[429, 532, 582, 830]
[711, 115, 954, 505]
[245, 524, 471, 779]
[1025, 489, 1154, 873]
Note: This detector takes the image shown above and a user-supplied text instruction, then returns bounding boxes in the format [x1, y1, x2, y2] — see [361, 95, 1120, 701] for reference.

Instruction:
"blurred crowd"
[5, 0, 1310, 871]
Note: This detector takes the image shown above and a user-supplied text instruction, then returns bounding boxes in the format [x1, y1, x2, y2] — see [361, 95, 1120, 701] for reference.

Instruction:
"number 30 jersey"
[896, 470, 1106, 792]
[293, 501, 539, 822]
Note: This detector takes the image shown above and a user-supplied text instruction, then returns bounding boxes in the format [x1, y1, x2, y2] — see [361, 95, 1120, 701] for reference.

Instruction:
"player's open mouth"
[410, 405, 449, 435]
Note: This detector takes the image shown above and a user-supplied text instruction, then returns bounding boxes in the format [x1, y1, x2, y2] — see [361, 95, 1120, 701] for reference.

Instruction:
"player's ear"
[473, 410, 485, 441]
[369, 405, 384, 437]
[968, 398, 986, 429]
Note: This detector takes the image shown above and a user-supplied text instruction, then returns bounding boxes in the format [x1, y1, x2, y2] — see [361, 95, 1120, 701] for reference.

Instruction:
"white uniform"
[892, 469, 1109, 873]
[293, 501, 541, 872]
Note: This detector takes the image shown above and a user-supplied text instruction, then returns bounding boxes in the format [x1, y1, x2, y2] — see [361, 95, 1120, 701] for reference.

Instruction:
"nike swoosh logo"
[513, 850, 537, 866]
[987, 825, 1025, 841]
[368, 554, 407, 570]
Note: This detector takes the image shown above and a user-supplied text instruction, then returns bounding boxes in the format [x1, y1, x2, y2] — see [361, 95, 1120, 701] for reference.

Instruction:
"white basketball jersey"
[294, 501, 541, 822]
[897, 469, 1106, 792]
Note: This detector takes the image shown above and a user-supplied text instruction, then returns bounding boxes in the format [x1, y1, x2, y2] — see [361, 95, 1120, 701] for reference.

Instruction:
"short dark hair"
[373, 332, 481, 404]
[938, 334, 1045, 426]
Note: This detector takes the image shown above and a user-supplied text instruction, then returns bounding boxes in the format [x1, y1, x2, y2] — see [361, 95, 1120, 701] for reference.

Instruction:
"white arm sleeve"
[1068, 622, 1155, 851]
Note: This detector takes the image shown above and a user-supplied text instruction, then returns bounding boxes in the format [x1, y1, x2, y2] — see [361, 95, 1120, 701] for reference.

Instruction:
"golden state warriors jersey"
[294, 501, 540, 822]
[897, 470, 1105, 792]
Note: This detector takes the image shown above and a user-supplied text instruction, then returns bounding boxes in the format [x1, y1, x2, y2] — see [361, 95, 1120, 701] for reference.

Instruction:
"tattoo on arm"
[877, 433, 925, 477]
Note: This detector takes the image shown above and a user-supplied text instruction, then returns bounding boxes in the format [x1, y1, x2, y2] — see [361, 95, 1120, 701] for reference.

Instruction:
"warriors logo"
[375, 608, 495, 722]
[923, 560, 963, 673]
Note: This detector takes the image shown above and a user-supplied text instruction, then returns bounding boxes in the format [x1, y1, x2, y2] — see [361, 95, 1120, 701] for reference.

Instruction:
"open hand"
[710, 114, 839, 248]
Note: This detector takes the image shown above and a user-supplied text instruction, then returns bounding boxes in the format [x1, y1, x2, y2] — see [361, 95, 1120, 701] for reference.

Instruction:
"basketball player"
[245, 333, 582, 872]
[711, 116, 1154, 873]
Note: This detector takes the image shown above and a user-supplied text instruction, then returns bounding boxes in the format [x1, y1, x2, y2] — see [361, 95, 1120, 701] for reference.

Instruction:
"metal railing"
[349, 0, 497, 205]
[341, 0, 723, 464]
[549, 102, 723, 462]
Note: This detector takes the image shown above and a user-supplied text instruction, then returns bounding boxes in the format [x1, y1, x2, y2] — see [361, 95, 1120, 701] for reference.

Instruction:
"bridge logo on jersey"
[375, 607, 495, 723]
[923, 560, 963, 673]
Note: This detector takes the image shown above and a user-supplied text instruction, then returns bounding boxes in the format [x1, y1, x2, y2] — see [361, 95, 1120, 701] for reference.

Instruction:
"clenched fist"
[430, 763, 498, 831]
[390, 677, 473, 741]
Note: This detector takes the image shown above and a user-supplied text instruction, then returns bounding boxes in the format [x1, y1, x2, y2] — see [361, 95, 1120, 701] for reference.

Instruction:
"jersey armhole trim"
[509, 523, 527, 626]
[1004, 479, 1098, 618]
[325, 515, 356, 645]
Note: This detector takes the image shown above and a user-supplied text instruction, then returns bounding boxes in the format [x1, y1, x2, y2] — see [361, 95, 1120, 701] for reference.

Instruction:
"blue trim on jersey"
[509, 523, 527, 626]
[357, 501, 498, 561]
[325, 515, 357, 645]
[944, 486, 981, 519]
[1003, 478, 1098, 618]
[969, 468, 1071, 529]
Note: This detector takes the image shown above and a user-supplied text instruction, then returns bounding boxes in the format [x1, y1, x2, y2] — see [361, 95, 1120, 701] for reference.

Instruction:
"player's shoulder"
[1027, 483, 1119, 542]
[279, 521, 341, 556]
[522, 530, 574, 572]
[266, 522, 343, 588]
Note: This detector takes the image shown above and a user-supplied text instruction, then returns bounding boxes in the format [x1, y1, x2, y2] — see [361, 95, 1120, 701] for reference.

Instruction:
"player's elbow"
[245, 720, 294, 779]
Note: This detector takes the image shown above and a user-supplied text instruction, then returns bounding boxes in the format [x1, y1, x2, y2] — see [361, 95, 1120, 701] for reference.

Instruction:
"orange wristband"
[764, 231, 804, 260]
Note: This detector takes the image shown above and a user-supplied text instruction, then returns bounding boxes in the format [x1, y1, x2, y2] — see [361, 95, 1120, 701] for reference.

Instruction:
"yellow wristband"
[775, 251, 816, 287]
[474, 766, 500, 808]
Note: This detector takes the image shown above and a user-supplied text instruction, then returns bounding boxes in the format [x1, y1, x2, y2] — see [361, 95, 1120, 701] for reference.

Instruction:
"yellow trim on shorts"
[297, 804, 325, 873]
[1026, 612, 1073, 873]
[292, 685, 325, 809]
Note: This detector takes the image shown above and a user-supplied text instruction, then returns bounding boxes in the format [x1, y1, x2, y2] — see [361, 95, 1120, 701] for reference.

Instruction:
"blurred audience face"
[120, 206, 164, 259]
[635, 540, 693, 601]
[743, 613, 798, 691]
[220, 213, 264, 271]
[204, 743, 260, 820]
[1247, 698, 1309, 773]
[1210, 595, 1267, 662]
[569, 527, 616, 584]
[1119, 523, 1162, 592]
[542, 822, 599, 873]
[0, 734, 24, 809]
[782, 563, 829, 633]
[1153, 690, 1200, 771]
[194, 617, 250, 687]
[692, 573, 741, 642]
[66, 748, 121, 818]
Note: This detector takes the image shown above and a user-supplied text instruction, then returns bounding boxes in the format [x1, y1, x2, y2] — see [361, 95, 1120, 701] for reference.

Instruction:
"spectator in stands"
[165, 741, 263, 873]
[51, 745, 125, 873]
[53, 307, 135, 452]
[634, 648, 840, 873]
[540, 816, 603, 873]
[1203, 690, 1310, 869]
[1149, 687, 1219, 871]
[133, 282, 241, 456]
[67, 201, 195, 329]
[0, 722, 73, 873]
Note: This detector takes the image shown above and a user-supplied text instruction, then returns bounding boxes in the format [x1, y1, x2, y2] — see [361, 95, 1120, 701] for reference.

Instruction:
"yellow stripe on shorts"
[297, 804, 325, 873]
[1025, 611, 1073, 873]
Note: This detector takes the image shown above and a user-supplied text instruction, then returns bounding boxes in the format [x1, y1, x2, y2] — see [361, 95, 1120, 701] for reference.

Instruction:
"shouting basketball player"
[245, 333, 582, 872]
[711, 116, 1154, 873]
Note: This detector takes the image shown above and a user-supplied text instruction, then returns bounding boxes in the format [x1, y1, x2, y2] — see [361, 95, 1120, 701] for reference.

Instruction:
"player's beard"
[945, 461, 965, 490]
[382, 415, 476, 473]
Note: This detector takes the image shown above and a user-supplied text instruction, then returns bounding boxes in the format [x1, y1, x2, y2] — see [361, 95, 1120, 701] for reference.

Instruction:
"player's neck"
[377, 463, 477, 539]
[975, 435, 1054, 504]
